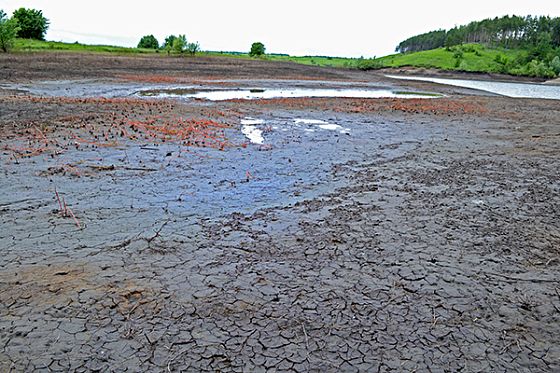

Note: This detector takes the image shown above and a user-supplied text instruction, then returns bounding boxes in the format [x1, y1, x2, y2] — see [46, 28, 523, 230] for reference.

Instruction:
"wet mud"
[1, 53, 559, 372]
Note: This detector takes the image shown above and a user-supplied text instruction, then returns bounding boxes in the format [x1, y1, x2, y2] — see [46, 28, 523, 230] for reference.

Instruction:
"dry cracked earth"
[1, 53, 560, 372]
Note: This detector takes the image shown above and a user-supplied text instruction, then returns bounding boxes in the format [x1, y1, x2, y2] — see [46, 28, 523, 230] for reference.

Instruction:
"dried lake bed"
[1, 53, 559, 372]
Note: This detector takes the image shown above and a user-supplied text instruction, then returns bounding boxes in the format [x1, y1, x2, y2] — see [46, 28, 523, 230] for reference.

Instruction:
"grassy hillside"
[266, 55, 356, 68]
[14, 39, 158, 54]
[359, 43, 559, 78]
[373, 44, 526, 71]
[11, 39, 356, 67]
[10, 39, 557, 78]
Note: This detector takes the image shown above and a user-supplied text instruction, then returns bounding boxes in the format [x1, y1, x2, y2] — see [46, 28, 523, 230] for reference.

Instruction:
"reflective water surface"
[143, 88, 440, 100]
[387, 75, 560, 99]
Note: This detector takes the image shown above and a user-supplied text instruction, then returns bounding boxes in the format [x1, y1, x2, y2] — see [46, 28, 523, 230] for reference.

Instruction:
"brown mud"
[1, 52, 559, 372]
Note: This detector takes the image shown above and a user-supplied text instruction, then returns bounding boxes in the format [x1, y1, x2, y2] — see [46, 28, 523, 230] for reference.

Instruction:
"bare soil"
[1, 52, 559, 372]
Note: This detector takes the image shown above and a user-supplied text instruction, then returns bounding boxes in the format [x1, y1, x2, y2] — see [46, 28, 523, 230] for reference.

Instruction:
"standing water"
[387, 75, 560, 100]
[141, 88, 440, 100]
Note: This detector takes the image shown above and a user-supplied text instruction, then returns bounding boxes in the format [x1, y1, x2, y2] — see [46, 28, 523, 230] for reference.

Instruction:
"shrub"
[356, 58, 384, 70]
[522, 59, 556, 78]
[550, 56, 560, 75]
[172, 34, 187, 54]
[12, 7, 48, 40]
[453, 49, 464, 68]
[249, 42, 265, 57]
[163, 35, 176, 49]
[494, 54, 505, 64]
[0, 10, 19, 52]
[137, 34, 159, 49]
[186, 42, 200, 56]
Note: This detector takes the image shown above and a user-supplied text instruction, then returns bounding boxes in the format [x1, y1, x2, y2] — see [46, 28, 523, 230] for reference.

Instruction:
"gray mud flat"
[1, 75, 560, 372]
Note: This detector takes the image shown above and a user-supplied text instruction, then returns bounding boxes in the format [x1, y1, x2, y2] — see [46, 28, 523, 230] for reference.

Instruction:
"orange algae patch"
[0, 95, 233, 159]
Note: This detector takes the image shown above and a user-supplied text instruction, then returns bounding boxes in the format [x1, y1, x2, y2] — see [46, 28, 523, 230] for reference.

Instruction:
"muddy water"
[241, 117, 350, 144]
[142, 87, 440, 100]
[387, 74, 560, 99]
[2, 79, 440, 100]
[0, 113, 423, 229]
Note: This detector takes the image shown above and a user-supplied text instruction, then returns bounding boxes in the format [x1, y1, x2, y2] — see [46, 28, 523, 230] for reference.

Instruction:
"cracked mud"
[1, 53, 559, 372]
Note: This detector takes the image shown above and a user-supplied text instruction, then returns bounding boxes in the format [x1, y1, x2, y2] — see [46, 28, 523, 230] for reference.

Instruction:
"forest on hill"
[358, 15, 560, 78]
[396, 15, 560, 53]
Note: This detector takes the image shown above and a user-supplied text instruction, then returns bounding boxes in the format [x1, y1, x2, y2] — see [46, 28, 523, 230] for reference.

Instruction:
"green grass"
[266, 55, 357, 68]
[205, 51, 357, 68]
[369, 44, 528, 74]
[10, 39, 541, 77]
[13, 39, 159, 54]
[12, 39, 357, 67]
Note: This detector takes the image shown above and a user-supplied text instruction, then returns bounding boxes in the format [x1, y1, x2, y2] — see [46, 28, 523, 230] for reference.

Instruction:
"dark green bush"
[249, 42, 265, 57]
[137, 34, 159, 49]
[12, 8, 48, 40]
[356, 59, 384, 70]
[163, 35, 177, 49]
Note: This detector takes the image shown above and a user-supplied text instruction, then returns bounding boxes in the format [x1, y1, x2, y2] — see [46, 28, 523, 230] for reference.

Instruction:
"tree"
[550, 56, 560, 75]
[12, 8, 48, 40]
[186, 42, 200, 56]
[172, 34, 187, 54]
[527, 32, 553, 61]
[137, 34, 159, 49]
[0, 10, 19, 52]
[162, 35, 177, 54]
[163, 35, 177, 49]
[249, 42, 265, 57]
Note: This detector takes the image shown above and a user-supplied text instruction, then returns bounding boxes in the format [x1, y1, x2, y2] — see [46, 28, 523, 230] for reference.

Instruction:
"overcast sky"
[3, 1, 560, 57]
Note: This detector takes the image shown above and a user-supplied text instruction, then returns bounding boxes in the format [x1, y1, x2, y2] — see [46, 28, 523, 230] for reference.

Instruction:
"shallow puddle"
[241, 125, 265, 144]
[240, 117, 350, 144]
[241, 118, 266, 125]
[5, 80, 440, 101]
[293, 118, 348, 133]
[140, 88, 440, 101]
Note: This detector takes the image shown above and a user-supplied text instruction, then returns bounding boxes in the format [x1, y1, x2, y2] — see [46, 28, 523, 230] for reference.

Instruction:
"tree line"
[138, 34, 201, 55]
[391, 15, 560, 78]
[138, 35, 266, 57]
[396, 15, 560, 53]
[2, 6, 269, 58]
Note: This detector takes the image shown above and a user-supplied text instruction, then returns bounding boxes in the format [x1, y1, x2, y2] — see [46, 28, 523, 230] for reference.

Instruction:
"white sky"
[2, 1, 560, 57]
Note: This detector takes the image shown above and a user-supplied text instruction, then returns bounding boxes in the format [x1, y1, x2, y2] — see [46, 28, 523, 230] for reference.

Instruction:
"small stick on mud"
[65, 205, 82, 229]
[146, 220, 170, 244]
[11, 151, 19, 164]
[63, 197, 68, 215]
[55, 188, 82, 229]
[301, 322, 311, 361]
[55, 187, 64, 214]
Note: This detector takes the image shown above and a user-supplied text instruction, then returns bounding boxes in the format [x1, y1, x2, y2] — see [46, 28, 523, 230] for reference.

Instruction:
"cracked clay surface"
[1, 54, 559, 372]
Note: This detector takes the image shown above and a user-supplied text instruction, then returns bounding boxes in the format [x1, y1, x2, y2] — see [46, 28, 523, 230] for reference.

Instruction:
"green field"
[11, 39, 358, 67]
[358, 44, 527, 75]
[370, 44, 527, 73]
[11, 39, 552, 77]
[13, 38, 159, 54]
[201, 51, 357, 68]
[265, 55, 356, 68]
